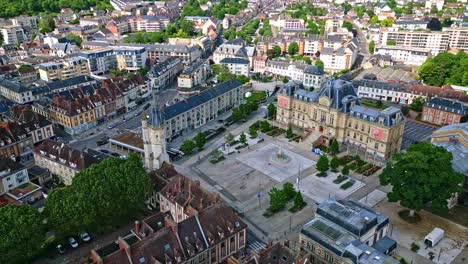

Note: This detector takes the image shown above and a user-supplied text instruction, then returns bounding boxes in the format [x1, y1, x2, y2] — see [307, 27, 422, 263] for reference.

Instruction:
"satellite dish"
[245, 92, 252, 98]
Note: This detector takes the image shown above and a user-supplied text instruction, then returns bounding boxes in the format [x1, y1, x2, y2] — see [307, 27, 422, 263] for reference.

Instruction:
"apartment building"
[213, 41, 255, 68]
[374, 46, 430, 66]
[34, 139, 96, 185]
[0, 25, 27, 45]
[177, 59, 211, 89]
[0, 78, 34, 104]
[0, 121, 34, 161]
[49, 96, 97, 135]
[90, 203, 247, 264]
[159, 174, 219, 223]
[354, 79, 468, 105]
[392, 20, 428, 30]
[219, 58, 250, 76]
[148, 57, 183, 90]
[132, 15, 170, 32]
[38, 57, 91, 82]
[379, 28, 449, 56]
[162, 80, 242, 139]
[300, 197, 399, 264]
[303, 65, 326, 90]
[78, 48, 117, 75]
[11, 105, 54, 144]
[0, 158, 42, 208]
[11, 15, 39, 28]
[320, 42, 358, 73]
[422, 97, 468, 126]
[277, 80, 405, 159]
[442, 26, 468, 52]
[114, 46, 148, 71]
[119, 43, 202, 65]
[252, 53, 268, 73]
[266, 60, 307, 82]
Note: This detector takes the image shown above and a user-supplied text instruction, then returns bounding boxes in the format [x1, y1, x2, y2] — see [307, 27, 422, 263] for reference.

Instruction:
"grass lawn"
[245, 91, 266, 103]
[361, 99, 387, 110]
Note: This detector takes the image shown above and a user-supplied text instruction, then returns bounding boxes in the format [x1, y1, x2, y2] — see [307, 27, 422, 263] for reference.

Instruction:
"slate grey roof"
[424, 97, 468, 115]
[0, 78, 29, 93]
[220, 58, 249, 64]
[350, 105, 403, 127]
[304, 65, 325, 75]
[150, 57, 181, 76]
[159, 80, 241, 121]
[314, 79, 358, 109]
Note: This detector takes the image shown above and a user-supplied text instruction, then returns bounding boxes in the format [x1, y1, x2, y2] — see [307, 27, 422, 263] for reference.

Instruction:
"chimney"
[188, 182, 192, 199]
[135, 220, 140, 235]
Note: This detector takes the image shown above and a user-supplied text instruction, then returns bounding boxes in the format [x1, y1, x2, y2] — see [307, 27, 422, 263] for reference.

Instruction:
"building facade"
[178, 59, 211, 89]
[0, 25, 26, 45]
[276, 80, 405, 159]
[303, 65, 326, 90]
[422, 97, 468, 126]
[374, 46, 430, 66]
[379, 28, 449, 56]
[0, 121, 34, 161]
[148, 57, 183, 90]
[219, 58, 250, 76]
[38, 57, 91, 82]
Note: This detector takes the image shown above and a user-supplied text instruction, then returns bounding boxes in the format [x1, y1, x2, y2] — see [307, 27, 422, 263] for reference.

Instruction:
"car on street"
[79, 232, 91, 242]
[56, 245, 66, 254]
[68, 237, 79, 248]
[144, 103, 151, 110]
[134, 110, 143, 116]
[108, 124, 114, 129]
[110, 152, 121, 157]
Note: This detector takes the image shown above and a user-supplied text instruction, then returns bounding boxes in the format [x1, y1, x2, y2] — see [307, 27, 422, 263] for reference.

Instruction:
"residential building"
[303, 65, 326, 90]
[158, 174, 219, 222]
[374, 46, 430, 66]
[119, 43, 201, 66]
[100, 73, 146, 112]
[299, 197, 399, 264]
[90, 203, 247, 264]
[354, 79, 468, 105]
[0, 158, 42, 208]
[177, 59, 211, 89]
[11, 105, 55, 144]
[422, 98, 468, 126]
[320, 40, 358, 73]
[220, 58, 250, 76]
[0, 25, 27, 45]
[161, 80, 242, 140]
[379, 28, 449, 56]
[277, 80, 405, 159]
[33, 139, 96, 185]
[266, 60, 307, 82]
[11, 15, 39, 28]
[17, 67, 38, 84]
[114, 46, 148, 71]
[228, 242, 308, 264]
[252, 53, 268, 73]
[132, 15, 170, 32]
[148, 57, 183, 90]
[38, 57, 91, 82]
[392, 20, 428, 30]
[442, 25, 468, 52]
[213, 41, 255, 69]
[78, 47, 117, 75]
[49, 96, 97, 135]
[0, 121, 34, 161]
[425, 0, 444, 11]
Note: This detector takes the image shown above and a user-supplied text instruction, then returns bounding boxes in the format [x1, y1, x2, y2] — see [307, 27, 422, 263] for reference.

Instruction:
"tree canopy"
[288, 42, 299, 55]
[0, 0, 112, 18]
[380, 142, 464, 214]
[45, 155, 152, 238]
[316, 155, 329, 175]
[419, 51, 468, 87]
[0, 205, 45, 264]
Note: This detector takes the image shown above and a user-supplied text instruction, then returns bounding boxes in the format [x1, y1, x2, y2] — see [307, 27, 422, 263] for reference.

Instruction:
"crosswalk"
[248, 241, 267, 253]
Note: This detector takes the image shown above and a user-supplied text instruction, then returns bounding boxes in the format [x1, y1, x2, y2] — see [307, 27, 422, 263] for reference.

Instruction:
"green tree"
[282, 77, 289, 83]
[342, 165, 350, 175]
[225, 133, 235, 145]
[342, 21, 353, 31]
[39, 15, 55, 34]
[286, 126, 293, 139]
[267, 103, 276, 118]
[232, 107, 243, 122]
[288, 41, 299, 55]
[409, 97, 425, 113]
[369, 40, 375, 54]
[330, 155, 340, 172]
[66, 33, 82, 47]
[45, 155, 152, 237]
[268, 187, 287, 212]
[0, 205, 45, 264]
[303, 57, 312, 64]
[239, 132, 247, 145]
[181, 140, 196, 154]
[370, 15, 379, 24]
[194, 132, 207, 150]
[293, 191, 306, 209]
[282, 182, 296, 200]
[386, 40, 397, 46]
[249, 126, 257, 138]
[316, 155, 329, 175]
[419, 51, 467, 87]
[236, 75, 250, 84]
[260, 120, 271, 132]
[380, 142, 464, 216]
[328, 139, 339, 154]
[315, 60, 324, 70]
[272, 45, 282, 57]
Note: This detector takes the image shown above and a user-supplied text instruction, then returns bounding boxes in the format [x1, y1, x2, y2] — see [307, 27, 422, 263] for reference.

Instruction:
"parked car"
[56, 244, 66, 254]
[79, 232, 91, 242]
[144, 103, 151, 110]
[108, 124, 114, 129]
[97, 138, 108, 146]
[68, 237, 79, 248]
[110, 152, 121, 157]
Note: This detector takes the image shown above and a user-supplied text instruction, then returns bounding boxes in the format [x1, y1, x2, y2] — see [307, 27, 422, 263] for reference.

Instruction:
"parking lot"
[402, 119, 438, 149]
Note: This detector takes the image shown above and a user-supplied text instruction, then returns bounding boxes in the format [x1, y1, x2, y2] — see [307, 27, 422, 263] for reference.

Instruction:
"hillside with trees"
[419, 51, 467, 87]
[0, 0, 112, 18]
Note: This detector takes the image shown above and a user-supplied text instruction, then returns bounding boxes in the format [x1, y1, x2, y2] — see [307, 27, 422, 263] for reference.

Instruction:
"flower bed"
[333, 175, 347, 184]
[339, 155, 354, 166]
[340, 181, 355, 190]
[266, 127, 285, 137]
[363, 165, 381, 176]
[210, 156, 225, 164]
